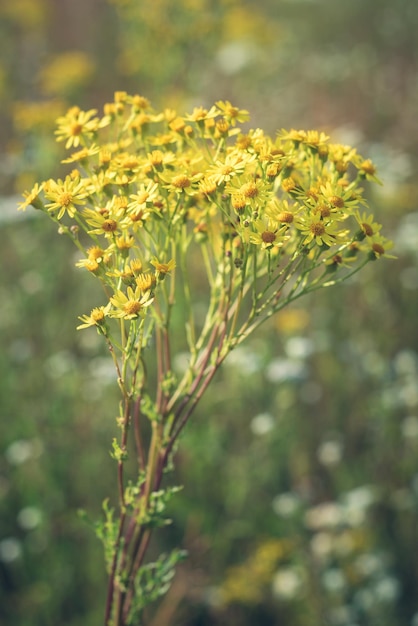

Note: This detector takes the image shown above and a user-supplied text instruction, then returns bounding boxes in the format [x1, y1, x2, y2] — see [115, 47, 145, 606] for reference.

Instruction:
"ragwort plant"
[19, 91, 393, 626]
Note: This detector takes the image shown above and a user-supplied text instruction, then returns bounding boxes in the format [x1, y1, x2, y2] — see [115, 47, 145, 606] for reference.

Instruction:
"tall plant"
[19, 92, 393, 625]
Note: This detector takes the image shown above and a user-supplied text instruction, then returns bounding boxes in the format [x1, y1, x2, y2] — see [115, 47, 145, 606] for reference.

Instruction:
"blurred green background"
[1, 1, 418, 625]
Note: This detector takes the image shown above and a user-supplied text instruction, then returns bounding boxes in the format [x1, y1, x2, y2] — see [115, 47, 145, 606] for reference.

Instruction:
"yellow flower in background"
[39, 51, 95, 97]
[13, 100, 65, 133]
[0, 0, 46, 30]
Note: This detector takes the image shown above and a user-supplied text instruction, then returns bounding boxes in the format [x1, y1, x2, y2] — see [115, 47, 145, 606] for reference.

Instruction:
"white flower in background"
[354, 552, 386, 577]
[317, 439, 343, 466]
[310, 531, 334, 560]
[284, 336, 315, 360]
[0, 538, 22, 563]
[5, 439, 43, 465]
[322, 568, 346, 593]
[250, 412, 275, 435]
[342, 485, 379, 526]
[17, 506, 42, 531]
[305, 502, 343, 530]
[266, 357, 307, 382]
[272, 567, 304, 599]
[272, 492, 301, 518]
[373, 576, 400, 602]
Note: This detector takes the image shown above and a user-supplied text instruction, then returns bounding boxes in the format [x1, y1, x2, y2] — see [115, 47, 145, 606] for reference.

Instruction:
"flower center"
[91, 308, 106, 323]
[71, 123, 83, 137]
[59, 192, 73, 207]
[261, 230, 276, 244]
[310, 222, 325, 236]
[124, 301, 142, 316]
[241, 182, 258, 198]
[278, 211, 293, 223]
[329, 195, 344, 208]
[102, 219, 118, 232]
[361, 222, 374, 237]
[372, 243, 385, 256]
[172, 175, 191, 189]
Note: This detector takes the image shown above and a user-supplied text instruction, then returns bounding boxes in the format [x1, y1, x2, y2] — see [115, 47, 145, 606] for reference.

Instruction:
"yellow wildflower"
[150, 258, 176, 279]
[18, 182, 45, 211]
[215, 100, 250, 126]
[248, 217, 288, 250]
[77, 305, 111, 330]
[44, 176, 88, 219]
[109, 286, 153, 319]
[55, 107, 109, 149]
[295, 215, 348, 247]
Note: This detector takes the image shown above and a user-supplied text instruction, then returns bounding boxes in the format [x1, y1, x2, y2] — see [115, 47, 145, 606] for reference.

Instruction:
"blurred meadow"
[1, 0, 418, 625]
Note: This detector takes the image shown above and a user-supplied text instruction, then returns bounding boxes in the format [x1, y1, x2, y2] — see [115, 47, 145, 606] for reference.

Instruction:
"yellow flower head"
[110, 286, 154, 319]
[18, 182, 45, 211]
[215, 100, 250, 126]
[150, 258, 176, 278]
[44, 176, 88, 219]
[77, 305, 110, 330]
[55, 107, 108, 149]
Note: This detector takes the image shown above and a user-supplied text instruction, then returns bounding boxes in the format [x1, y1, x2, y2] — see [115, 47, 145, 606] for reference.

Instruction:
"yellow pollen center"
[91, 308, 106, 322]
[124, 301, 142, 316]
[232, 195, 246, 212]
[319, 205, 331, 218]
[361, 160, 376, 175]
[241, 182, 258, 198]
[329, 195, 344, 208]
[172, 175, 190, 188]
[278, 211, 293, 223]
[59, 192, 73, 206]
[130, 210, 143, 222]
[71, 123, 83, 136]
[310, 222, 325, 236]
[102, 219, 118, 232]
[221, 165, 234, 175]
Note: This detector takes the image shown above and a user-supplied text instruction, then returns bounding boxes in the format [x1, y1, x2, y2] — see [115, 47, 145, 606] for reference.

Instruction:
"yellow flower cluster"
[19, 92, 392, 329]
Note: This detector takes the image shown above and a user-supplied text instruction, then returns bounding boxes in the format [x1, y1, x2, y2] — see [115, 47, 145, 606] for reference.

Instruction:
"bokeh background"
[1, 0, 418, 625]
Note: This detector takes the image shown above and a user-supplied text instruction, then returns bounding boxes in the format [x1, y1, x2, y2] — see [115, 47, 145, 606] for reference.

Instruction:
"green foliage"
[95, 500, 120, 574]
[127, 549, 188, 624]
